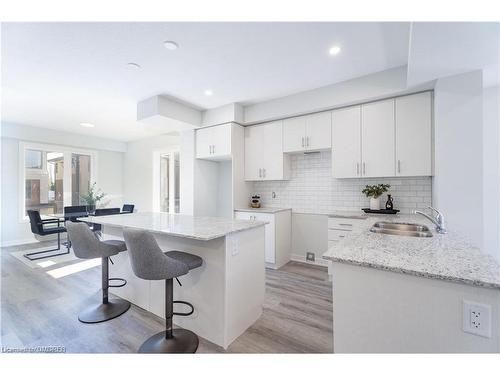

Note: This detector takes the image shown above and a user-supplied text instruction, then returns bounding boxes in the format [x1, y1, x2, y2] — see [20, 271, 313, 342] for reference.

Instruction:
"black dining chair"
[64, 205, 88, 222]
[24, 210, 70, 261]
[92, 208, 121, 236]
[122, 204, 135, 214]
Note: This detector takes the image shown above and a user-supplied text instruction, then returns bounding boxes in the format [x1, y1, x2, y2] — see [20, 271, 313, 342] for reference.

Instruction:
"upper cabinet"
[361, 99, 395, 177]
[196, 123, 232, 160]
[332, 92, 432, 178]
[332, 106, 362, 178]
[245, 121, 290, 181]
[283, 112, 332, 153]
[395, 92, 432, 177]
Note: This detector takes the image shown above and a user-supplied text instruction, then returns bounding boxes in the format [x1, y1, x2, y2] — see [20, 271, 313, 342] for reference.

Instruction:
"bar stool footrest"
[173, 300, 194, 316]
[108, 277, 127, 288]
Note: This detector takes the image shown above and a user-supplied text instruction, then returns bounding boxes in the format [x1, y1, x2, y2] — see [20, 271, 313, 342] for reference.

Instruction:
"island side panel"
[332, 262, 500, 353]
[151, 233, 226, 348]
[224, 226, 266, 348]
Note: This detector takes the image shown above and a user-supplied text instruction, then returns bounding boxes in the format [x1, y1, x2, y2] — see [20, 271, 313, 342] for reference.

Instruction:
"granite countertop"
[323, 214, 500, 289]
[79, 212, 266, 241]
[234, 207, 292, 214]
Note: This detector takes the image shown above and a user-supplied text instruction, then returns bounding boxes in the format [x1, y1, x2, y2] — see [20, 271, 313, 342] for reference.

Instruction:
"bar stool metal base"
[78, 299, 131, 324]
[139, 329, 199, 353]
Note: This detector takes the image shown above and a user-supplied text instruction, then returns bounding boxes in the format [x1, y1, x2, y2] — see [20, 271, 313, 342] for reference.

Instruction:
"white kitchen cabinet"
[196, 123, 232, 160]
[234, 209, 291, 269]
[244, 121, 290, 181]
[332, 106, 362, 178]
[361, 99, 395, 177]
[283, 112, 332, 153]
[395, 92, 432, 176]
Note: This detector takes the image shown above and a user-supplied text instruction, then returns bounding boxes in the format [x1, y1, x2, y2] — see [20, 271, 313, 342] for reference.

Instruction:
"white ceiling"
[1, 22, 411, 141]
[407, 22, 500, 87]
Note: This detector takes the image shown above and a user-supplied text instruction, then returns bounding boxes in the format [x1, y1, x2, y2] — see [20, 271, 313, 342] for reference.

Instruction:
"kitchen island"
[323, 213, 500, 353]
[80, 212, 266, 349]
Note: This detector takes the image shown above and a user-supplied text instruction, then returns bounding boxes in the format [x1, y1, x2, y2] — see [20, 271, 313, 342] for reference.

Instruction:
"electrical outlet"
[306, 252, 315, 262]
[463, 300, 492, 338]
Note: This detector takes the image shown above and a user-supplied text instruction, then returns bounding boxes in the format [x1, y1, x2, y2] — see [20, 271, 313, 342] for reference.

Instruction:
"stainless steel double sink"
[370, 221, 433, 238]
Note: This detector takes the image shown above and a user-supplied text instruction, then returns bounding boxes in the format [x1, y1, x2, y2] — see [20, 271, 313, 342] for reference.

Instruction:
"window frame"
[18, 141, 98, 223]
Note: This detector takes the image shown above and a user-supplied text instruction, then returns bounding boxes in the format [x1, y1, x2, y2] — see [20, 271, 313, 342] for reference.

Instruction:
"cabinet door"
[361, 99, 395, 177]
[253, 213, 275, 264]
[262, 121, 284, 180]
[283, 117, 306, 153]
[212, 123, 232, 157]
[332, 106, 362, 178]
[306, 112, 332, 151]
[196, 127, 212, 159]
[234, 211, 253, 221]
[395, 92, 432, 176]
[244, 125, 264, 181]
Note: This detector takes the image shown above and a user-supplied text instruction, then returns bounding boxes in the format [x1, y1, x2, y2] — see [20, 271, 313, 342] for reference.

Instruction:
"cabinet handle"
[306, 137, 309, 147]
[398, 160, 401, 174]
[356, 163, 360, 175]
[363, 162, 366, 175]
[301, 137, 304, 147]
[259, 168, 262, 178]
[263, 168, 266, 178]
[339, 223, 352, 227]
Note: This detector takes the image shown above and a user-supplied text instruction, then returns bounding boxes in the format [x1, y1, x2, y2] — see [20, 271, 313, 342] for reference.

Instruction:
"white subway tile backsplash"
[252, 151, 432, 214]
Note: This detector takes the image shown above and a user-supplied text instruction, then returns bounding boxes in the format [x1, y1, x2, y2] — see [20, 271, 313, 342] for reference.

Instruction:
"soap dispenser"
[385, 194, 394, 210]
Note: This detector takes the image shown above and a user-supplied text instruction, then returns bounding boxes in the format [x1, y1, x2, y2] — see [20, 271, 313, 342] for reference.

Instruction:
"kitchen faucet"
[414, 206, 447, 234]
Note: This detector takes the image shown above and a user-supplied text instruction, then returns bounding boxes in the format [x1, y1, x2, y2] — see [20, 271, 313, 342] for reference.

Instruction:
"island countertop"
[79, 212, 267, 241]
[323, 214, 500, 289]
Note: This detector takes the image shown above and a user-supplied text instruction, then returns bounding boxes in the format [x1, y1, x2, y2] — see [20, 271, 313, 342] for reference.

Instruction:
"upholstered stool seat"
[123, 228, 203, 353]
[66, 221, 131, 323]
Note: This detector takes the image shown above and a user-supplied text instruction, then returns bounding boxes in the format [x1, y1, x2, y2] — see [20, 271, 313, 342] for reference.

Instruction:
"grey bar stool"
[123, 228, 202, 353]
[66, 221, 131, 323]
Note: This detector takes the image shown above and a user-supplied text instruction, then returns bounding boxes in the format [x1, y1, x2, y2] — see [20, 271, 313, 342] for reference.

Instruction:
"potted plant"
[80, 182, 106, 214]
[362, 184, 391, 210]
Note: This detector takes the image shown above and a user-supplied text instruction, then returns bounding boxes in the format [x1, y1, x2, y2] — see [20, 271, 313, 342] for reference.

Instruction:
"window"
[154, 149, 180, 214]
[20, 142, 96, 220]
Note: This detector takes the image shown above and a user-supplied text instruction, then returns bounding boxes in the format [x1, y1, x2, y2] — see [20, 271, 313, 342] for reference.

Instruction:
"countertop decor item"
[250, 195, 261, 208]
[362, 184, 391, 210]
[80, 182, 106, 214]
[385, 194, 394, 210]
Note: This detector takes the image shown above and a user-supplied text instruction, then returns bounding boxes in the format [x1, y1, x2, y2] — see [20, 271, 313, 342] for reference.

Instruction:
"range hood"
[137, 95, 202, 132]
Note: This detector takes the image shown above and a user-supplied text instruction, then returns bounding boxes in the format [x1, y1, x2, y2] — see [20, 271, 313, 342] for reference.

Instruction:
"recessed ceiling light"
[329, 45, 341, 56]
[80, 122, 95, 128]
[163, 41, 179, 50]
[126, 62, 141, 69]
[204, 89, 214, 96]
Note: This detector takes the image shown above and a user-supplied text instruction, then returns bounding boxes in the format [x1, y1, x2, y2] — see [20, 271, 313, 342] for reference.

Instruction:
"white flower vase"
[369, 197, 380, 210]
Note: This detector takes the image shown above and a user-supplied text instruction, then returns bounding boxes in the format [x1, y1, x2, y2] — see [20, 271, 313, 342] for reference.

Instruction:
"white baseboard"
[1, 238, 39, 248]
[291, 254, 329, 267]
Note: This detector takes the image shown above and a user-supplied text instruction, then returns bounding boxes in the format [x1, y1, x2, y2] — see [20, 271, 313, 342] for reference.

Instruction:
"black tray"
[362, 208, 400, 214]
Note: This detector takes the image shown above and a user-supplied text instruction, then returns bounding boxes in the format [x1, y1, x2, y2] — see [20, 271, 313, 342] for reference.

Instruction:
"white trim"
[1, 238, 39, 247]
[18, 141, 99, 222]
[290, 254, 329, 267]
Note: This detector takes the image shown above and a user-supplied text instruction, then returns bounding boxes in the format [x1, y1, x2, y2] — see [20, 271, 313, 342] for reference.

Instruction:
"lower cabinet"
[234, 209, 291, 269]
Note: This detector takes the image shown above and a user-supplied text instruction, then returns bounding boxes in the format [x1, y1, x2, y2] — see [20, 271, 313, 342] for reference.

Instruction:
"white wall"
[483, 86, 500, 261]
[0, 124, 126, 246]
[243, 66, 433, 124]
[123, 134, 180, 213]
[433, 71, 484, 248]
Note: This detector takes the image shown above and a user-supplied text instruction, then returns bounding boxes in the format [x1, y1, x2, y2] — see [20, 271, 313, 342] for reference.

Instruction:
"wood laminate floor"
[1, 242, 333, 353]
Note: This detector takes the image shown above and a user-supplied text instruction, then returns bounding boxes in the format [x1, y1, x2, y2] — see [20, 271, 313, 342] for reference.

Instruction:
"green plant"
[362, 184, 390, 199]
[80, 182, 106, 206]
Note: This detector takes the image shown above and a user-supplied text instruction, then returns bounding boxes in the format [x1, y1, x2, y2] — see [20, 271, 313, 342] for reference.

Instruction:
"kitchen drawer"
[328, 217, 364, 231]
[328, 229, 349, 241]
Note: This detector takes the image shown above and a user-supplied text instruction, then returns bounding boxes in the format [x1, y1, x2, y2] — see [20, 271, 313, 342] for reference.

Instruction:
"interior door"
[361, 99, 395, 177]
[283, 117, 306, 153]
[306, 111, 332, 151]
[262, 121, 284, 180]
[244, 125, 263, 181]
[395, 92, 432, 176]
[332, 106, 362, 178]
